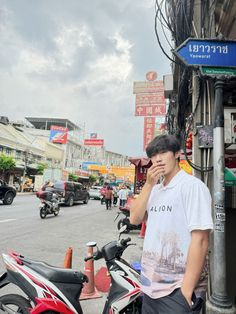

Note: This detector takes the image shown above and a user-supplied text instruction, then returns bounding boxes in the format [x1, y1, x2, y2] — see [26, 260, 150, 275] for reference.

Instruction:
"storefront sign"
[84, 139, 104, 146]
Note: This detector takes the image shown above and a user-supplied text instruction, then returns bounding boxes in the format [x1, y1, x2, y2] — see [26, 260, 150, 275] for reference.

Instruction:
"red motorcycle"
[0, 236, 142, 313]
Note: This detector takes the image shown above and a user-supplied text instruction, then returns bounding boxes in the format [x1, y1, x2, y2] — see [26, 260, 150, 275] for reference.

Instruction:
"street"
[0, 194, 143, 313]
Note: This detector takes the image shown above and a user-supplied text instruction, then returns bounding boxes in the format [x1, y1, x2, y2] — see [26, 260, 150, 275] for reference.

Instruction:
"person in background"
[130, 134, 213, 314]
[118, 185, 129, 207]
[104, 185, 113, 210]
[100, 185, 107, 205]
[112, 186, 119, 206]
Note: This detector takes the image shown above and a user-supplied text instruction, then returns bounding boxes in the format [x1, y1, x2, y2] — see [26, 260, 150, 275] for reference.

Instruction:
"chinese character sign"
[135, 104, 166, 116]
[143, 117, 155, 151]
[49, 125, 68, 144]
[133, 80, 166, 117]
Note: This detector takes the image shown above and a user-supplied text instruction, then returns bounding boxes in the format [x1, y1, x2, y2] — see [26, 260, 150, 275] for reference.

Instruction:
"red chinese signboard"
[135, 104, 166, 116]
[143, 117, 155, 151]
[133, 81, 164, 94]
[84, 139, 104, 146]
[135, 93, 165, 105]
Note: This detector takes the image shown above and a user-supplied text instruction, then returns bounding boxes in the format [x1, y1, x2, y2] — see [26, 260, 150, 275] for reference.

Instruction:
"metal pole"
[210, 78, 232, 309]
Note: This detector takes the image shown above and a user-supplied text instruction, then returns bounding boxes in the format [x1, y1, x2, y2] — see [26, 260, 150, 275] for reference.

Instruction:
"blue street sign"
[174, 38, 236, 68]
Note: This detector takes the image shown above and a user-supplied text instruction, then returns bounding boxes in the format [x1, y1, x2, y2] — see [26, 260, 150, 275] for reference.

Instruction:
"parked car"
[89, 186, 103, 200]
[0, 180, 17, 205]
[52, 181, 89, 206]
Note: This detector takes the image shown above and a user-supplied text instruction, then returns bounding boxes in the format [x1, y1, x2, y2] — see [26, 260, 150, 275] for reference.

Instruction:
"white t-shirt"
[118, 189, 129, 200]
[141, 170, 213, 299]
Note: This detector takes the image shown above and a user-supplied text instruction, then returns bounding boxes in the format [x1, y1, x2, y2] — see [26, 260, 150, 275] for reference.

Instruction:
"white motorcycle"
[0, 229, 142, 313]
[36, 190, 61, 219]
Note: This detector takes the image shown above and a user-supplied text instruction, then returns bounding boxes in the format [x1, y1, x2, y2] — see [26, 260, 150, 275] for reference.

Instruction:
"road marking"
[0, 219, 16, 223]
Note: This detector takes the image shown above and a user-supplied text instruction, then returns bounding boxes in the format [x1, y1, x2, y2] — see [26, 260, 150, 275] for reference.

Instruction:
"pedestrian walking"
[130, 134, 213, 314]
[104, 185, 113, 210]
[112, 186, 118, 206]
[118, 185, 129, 207]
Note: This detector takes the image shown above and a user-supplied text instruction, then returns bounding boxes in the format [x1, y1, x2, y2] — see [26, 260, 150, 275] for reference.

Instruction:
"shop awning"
[128, 157, 152, 167]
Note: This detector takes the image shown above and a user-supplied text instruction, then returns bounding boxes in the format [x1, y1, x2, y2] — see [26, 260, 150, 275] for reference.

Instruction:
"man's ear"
[175, 151, 181, 159]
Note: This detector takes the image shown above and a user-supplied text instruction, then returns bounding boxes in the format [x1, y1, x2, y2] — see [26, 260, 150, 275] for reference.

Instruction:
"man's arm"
[130, 183, 153, 225]
[181, 229, 210, 306]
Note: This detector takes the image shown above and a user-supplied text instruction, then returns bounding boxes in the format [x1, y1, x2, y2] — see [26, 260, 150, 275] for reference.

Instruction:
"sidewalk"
[16, 191, 35, 196]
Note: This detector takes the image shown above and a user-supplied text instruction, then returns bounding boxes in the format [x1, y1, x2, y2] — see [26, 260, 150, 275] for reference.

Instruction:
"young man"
[130, 135, 213, 314]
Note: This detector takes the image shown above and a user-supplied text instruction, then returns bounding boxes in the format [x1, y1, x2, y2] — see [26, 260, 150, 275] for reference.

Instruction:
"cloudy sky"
[0, 0, 171, 156]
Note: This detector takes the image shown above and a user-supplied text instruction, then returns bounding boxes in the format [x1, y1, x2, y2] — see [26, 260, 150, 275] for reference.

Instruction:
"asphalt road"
[0, 194, 143, 313]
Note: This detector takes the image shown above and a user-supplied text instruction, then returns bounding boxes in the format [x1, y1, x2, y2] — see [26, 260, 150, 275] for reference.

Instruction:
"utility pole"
[192, 0, 202, 180]
[206, 79, 236, 314]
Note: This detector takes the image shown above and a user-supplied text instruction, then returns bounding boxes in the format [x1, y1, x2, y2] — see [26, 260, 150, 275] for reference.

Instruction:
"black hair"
[146, 134, 181, 158]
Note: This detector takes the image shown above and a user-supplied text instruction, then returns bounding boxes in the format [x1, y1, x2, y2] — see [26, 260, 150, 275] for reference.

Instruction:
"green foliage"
[69, 173, 79, 182]
[0, 154, 16, 172]
[89, 174, 98, 184]
[37, 163, 48, 175]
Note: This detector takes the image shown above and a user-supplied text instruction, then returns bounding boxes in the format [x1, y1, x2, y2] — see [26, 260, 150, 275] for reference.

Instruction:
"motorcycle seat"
[19, 256, 87, 284]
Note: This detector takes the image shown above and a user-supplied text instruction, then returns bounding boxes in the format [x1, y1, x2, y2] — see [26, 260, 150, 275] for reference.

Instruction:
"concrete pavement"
[0, 195, 144, 313]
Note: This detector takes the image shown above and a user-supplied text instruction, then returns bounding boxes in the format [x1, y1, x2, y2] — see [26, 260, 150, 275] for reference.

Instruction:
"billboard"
[143, 117, 155, 151]
[84, 139, 104, 146]
[49, 125, 68, 144]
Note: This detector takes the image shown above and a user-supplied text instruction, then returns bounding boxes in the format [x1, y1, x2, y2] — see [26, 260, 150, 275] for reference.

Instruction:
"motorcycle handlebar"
[120, 237, 131, 246]
[84, 250, 103, 262]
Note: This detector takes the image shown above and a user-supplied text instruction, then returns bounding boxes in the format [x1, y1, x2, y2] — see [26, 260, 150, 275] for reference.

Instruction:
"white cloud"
[0, 0, 171, 156]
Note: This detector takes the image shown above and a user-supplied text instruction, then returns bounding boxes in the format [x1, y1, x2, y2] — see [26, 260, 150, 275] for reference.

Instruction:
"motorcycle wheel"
[117, 219, 130, 233]
[0, 294, 31, 314]
[54, 207, 60, 216]
[40, 207, 47, 219]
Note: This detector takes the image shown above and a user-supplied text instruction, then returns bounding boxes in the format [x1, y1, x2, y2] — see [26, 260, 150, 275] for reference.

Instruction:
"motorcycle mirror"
[118, 225, 127, 240]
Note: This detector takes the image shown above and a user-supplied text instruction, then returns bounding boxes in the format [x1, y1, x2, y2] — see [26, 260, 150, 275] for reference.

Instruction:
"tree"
[37, 163, 48, 175]
[68, 173, 79, 182]
[89, 174, 98, 185]
[0, 154, 16, 181]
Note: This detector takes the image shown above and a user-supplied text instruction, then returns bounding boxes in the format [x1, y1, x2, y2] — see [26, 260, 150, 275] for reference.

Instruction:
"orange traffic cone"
[80, 242, 102, 300]
[63, 247, 73, 268]
[139, 222, 146, 238]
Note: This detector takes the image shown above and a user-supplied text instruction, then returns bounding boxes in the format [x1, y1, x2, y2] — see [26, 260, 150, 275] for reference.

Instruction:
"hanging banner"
[84, 139, 104, 146]
[143, 117, 155, 151]
[49, 125, 68, 144]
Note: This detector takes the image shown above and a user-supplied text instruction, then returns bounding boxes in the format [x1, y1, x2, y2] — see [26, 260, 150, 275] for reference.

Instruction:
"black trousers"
[142, 289, 203, 314]
[105, 199, 112, 209]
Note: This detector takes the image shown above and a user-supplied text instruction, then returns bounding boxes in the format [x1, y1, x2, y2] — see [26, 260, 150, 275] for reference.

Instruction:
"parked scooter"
[114, 206, 142, 233]
[0, 230, 142, 313]
[36, 190, 61, 219]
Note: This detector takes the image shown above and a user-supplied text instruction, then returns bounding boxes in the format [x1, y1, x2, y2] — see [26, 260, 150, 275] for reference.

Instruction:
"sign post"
[175, 38, 236, 312]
